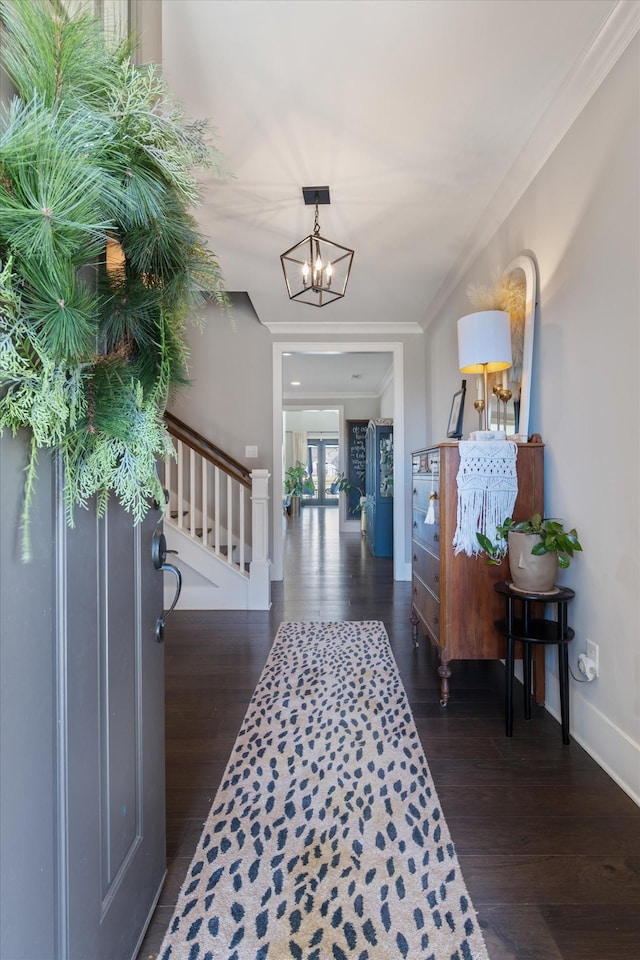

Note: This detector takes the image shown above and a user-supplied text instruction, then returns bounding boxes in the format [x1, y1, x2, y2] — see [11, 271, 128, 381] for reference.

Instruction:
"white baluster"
[177, 440, 184, 530]
[202, 458, 208, 548]
[163, 452, 172, 521]
[227, 474, 233, 566]
[238, 485, 245, 574]
[214, 466, 220, 554]
[190, 448, 196, 538]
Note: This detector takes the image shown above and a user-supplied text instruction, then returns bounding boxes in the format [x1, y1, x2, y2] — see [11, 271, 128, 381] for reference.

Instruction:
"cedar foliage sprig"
[0, 0, 228, 559]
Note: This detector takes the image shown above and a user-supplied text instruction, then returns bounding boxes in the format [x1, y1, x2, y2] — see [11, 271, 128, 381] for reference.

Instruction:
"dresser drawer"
[413, 449, 440, 475]
[412, 577, 440, 644]
[412, 509, 440, 556]
[412, 544, 441, 599]
[412, 451, 427, 474]
[411, 477, 439, 513]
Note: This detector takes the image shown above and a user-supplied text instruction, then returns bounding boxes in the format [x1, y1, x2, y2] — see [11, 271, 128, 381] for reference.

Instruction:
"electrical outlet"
[586, 639, 599, 678]
[578, 654, 597, 681]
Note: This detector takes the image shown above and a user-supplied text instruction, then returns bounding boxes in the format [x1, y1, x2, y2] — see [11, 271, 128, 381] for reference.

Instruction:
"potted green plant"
[477, 513, 582, 592]
[333, 472, 364, 504]
[284, 462, 314, 516]
[333, 472, 368, 533]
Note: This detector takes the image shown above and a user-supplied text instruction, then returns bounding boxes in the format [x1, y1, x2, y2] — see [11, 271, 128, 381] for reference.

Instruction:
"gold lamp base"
[473, 399, 485, 431]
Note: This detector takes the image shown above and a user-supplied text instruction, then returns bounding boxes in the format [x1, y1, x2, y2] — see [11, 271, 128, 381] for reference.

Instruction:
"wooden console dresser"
[410, 441, 544, 704]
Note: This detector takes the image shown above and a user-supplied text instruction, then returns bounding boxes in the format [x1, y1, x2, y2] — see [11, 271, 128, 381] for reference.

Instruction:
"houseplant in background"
[477, 513, 582, 592]
[284, 462, 314, 517]
[333, 472, 367, 533]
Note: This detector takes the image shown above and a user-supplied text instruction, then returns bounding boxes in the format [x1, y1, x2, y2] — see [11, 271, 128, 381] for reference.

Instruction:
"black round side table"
[494, 580, 576, 745]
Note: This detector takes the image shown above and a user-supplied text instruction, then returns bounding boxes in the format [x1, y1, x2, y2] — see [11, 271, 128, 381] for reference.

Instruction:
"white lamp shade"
[457, 310, 512, 373]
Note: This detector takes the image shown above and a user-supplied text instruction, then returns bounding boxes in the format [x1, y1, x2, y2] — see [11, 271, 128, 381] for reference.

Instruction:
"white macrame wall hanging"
[452, 440, 518, 556]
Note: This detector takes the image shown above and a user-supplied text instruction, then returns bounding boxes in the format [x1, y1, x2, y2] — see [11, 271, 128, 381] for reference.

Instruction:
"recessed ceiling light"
[291, 381, 301, 386]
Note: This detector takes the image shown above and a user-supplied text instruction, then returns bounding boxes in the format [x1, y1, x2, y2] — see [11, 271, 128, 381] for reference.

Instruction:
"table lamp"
[457, 310, 512, 432]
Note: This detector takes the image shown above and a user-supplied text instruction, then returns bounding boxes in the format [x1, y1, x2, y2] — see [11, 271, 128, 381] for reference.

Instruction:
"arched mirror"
[485, 254, 537, 439]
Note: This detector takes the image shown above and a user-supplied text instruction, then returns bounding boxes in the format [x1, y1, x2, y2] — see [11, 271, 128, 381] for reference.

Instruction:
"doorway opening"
[283, 408, 341, 510]
[273, 341, 407, 583]
[304, 438, 339, 506]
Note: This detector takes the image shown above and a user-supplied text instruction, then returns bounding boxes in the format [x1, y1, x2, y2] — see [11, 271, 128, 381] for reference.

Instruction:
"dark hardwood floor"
[138, 507, 640, 960]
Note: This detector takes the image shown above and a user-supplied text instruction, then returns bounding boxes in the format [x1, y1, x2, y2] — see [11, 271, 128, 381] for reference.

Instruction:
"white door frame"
[272, 341, 406, 581]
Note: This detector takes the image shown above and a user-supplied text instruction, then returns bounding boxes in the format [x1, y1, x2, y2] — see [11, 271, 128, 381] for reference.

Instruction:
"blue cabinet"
[365, 419, 393, 557]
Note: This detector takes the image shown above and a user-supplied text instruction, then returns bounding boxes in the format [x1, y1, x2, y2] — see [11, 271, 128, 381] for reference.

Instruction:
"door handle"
[152, 529, 182, 643]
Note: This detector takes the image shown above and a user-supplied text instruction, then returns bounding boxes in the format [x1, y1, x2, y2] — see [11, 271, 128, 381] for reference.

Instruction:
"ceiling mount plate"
[302, 186, 330, 205]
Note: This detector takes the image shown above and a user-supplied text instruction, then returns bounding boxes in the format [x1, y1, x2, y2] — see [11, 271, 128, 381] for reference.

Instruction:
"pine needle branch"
[0, 0, 228, 547]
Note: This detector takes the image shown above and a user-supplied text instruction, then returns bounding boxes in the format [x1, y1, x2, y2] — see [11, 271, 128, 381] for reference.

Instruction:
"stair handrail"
[165, 412, 251, 488]
[163, 412, 271, 610]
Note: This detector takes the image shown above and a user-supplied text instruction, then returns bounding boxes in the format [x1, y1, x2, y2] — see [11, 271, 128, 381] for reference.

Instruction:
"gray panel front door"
[0, 432, 58, 960]
[0, 431, 167, 960]
[65, 500, 166, 960]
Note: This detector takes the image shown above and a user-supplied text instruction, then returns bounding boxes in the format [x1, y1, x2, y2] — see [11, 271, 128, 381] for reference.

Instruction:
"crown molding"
[421, 0, 640, 330]
[261, 320, 423, 335]
[283, 390, 381, 401]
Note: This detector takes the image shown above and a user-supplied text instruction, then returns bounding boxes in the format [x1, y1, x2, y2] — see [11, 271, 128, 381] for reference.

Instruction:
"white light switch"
[245, 445, 258, 458]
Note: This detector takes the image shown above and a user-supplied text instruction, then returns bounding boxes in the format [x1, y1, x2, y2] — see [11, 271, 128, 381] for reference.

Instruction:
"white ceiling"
[282, 350, 393, 400]
[161, 0, 634, 392]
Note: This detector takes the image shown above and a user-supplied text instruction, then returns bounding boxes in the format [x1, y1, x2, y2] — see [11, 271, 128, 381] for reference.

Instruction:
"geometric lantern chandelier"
[280, 186, 354, 306]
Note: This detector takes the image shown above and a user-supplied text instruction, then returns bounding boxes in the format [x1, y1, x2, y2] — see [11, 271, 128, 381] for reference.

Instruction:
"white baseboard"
[169, 580, 247, 610]
[544, 665, 640, 807]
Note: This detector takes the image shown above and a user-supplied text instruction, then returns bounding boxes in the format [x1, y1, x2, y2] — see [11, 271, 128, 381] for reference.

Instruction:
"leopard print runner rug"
[158, 621, 490, 960]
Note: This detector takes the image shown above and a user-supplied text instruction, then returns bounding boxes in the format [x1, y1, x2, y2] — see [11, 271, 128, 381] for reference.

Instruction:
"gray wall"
[169, 297, 275, 466]
[168, 297, 428, 576]
[425, 37, 640, 803]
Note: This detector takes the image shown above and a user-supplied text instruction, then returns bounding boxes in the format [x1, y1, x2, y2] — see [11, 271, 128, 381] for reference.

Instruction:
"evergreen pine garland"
[0, 0, 227, 559]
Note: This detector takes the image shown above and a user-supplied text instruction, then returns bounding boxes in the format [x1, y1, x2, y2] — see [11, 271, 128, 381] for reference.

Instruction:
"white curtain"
[291, 431, 307, 469]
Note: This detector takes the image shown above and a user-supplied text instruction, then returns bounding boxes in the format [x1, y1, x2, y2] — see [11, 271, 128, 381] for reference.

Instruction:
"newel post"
[249, 469, 271, 609]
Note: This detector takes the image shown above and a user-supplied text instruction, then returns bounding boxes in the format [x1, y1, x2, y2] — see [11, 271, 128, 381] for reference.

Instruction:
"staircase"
[162, 413, 271, 610]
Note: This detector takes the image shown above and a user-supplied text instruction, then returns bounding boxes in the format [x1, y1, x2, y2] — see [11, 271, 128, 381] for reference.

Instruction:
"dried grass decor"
[466, 267, 526, 381]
